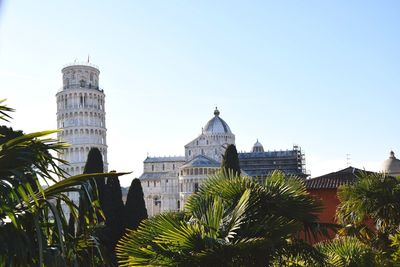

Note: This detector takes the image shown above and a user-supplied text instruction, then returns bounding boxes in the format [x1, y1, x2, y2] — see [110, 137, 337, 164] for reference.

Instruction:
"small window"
[177, 200, 180, 209]
[166, 179, 168, 183]
[154, 181, 156, 187]
[194, 183, 199, 193]
[147, 181, 150, 187]
[152, 165, 154, 171]
[162, 164, 165, 171]
[201, 149, 204, 155]
[173, 164, 175, 170]
[189, 150, 191, 156]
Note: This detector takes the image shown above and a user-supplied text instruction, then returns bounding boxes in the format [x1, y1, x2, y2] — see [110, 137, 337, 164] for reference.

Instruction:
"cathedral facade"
[139, 108, 306, 216]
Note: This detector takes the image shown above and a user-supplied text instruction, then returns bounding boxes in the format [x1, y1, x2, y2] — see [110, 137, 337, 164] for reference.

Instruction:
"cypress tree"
[99, 175, 126, 265]
[125, 178, 148, 230]
[83, 147, 106, 211]
[221, 144, 241, 176]
[83, 147, 104, 173]
[83, 147, 105, 194]
[77, 147, 104, 233]
[103, 176, 125, 238]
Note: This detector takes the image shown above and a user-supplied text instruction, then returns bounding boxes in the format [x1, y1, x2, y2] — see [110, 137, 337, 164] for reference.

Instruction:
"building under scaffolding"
[238, 143, 307, 178]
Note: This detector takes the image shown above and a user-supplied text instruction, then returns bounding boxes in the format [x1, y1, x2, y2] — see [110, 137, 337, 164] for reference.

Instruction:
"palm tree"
[116, 170, 333, 266]
[336, 171, 400, 259]
[0, 99, 127, 266]
[314, 237, 380, 267]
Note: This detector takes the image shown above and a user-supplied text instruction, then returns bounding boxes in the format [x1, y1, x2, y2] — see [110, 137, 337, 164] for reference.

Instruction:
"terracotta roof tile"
[305, 167, 375, 189]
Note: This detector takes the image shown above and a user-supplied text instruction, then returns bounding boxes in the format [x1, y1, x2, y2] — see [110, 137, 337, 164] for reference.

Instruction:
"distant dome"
[203, 107, 232, 134]
[382, 151, 400, 176]
[252, 139, 264, 152]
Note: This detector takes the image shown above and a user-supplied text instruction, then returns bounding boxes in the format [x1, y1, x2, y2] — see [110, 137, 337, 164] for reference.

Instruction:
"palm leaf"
[0, 99, 14, 122]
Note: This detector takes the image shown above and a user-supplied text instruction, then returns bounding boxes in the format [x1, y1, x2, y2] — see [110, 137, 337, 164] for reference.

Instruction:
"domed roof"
[382, 151, 400, 175]
[252, 139, 264, 153]
[203, 107, 232, 134]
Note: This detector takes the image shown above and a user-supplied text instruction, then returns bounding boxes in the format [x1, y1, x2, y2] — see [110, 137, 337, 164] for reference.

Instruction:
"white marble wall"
[184, 133, 235, 162]
[141, 160, 185, 216]
[56, 64, 108, 209]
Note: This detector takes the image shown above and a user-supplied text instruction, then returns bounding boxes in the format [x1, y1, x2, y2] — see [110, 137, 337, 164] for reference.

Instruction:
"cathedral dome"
[382, 151, 400, 176]
[252, 139, 264, 152]
[203, 107, 232, 134]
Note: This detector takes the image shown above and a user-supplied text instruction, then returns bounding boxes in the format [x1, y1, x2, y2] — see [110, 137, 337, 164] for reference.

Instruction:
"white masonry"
[56, 62, 108, 184]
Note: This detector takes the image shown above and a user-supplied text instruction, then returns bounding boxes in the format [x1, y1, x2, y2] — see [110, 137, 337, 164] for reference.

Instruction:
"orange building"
[305, 167, 375, 242]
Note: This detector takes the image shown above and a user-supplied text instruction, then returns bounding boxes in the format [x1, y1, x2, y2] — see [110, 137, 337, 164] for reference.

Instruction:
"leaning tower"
[56, 62, 108, 178]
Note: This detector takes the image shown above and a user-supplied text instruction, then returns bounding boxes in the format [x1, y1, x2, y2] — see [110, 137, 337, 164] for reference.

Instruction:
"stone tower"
[56, 62, 108, 177]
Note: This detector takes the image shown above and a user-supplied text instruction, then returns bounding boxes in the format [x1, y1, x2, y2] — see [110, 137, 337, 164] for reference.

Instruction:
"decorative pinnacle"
[214, 107, 220, 116]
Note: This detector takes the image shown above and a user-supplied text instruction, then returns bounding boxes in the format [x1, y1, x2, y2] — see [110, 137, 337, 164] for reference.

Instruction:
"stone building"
[140, 156, 185, 215]
[56, 61, 108, 204]
[239, 142, 306, 178]
[382, 151, 400, 177]
[139, 108, 307, 216]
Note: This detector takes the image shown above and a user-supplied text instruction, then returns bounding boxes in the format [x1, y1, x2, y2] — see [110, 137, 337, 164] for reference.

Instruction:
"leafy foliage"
[221, 144, 241, 176]
[337, 172, 400, 260]
[116, 171, 333, 266]
[315, 237, 379, 267]
[0, 99, 127, 266]
[124, 178, 148, 230]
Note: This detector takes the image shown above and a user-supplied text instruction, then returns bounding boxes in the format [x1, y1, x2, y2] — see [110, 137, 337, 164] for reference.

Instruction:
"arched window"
[151, 165, 154, 171]
[80, 79, 86, 87]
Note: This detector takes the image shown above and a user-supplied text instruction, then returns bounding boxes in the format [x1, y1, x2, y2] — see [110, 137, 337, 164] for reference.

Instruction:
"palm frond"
[0, 99, 14, 122]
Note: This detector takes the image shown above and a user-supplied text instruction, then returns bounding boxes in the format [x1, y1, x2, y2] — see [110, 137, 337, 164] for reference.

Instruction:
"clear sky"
[0, 1, 399, 186]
